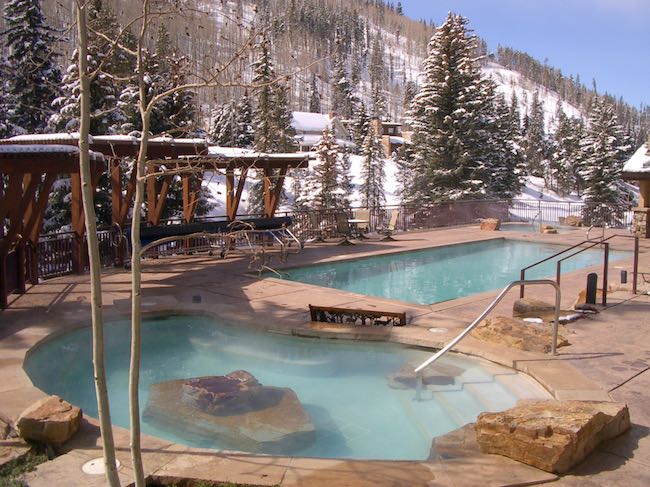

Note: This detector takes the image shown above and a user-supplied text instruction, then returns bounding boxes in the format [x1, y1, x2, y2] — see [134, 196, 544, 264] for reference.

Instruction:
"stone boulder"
[480, 218, 501, 231]
[1, 414, 11, 440]
[513, 298, 555, 318]
[476, 400, 630, 473]
[429, 424, 480, 461]
[471, 316, 570, 353]
[16, 395, 82, 444]
[386, 362, 463, 390]
[143, 371, 315, 454]
[560, 215, 583, 227]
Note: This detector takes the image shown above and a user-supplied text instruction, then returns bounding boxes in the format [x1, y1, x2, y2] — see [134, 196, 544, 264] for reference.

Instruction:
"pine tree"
[252, 31, 277, 153]
[487, 93, 526, 198]
[550, 103, 583, 195]
[369, 36, 386, 118]
[299, 127, 342, 209]
[360, 131, 385, 207]
[209, 101, 238, 146]
[236, 90, 254, 148]
[272, 79, 297, 152]
[338, 149, 354, 208]
[330, 41, 354, 119]
[405, 13, 491, 204]
[308, 73, 321, 113]
[2, 0, 62, 134]
[522, 90, 548, 177]
[579, 97, 631, 224]
[49, 0, 130, 134]
[351, 101, 370, 148]
[403, 80, 417, 110]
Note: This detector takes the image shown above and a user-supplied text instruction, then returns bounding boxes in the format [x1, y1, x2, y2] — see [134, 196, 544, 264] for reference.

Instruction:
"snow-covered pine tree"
[209, 101, 238, 146]
[338, 148, 354, 208]
[308, 73, 321, 113]
[369, 36, 386, 119]
[405, 13, 491, 204]
[236, 90, 254, 148]
[578, 97, 631, 225]
[487, 92, 526, 199]
[252, 31, 277, 153]
[360, 131, 386, 208]
[0, 59, 13, 138]
[330, 40, 354, 119]
[522, 90, 548, 178]
[351, 101, 370, 148]
[49, 0, 130, 134]
[2, 0, 62, 134]
[550, 103, 584, 195]
[297, 127, 342, 210]
[273, 78, 297, 152]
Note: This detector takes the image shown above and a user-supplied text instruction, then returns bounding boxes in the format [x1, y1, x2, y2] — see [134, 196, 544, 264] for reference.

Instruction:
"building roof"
[622, 144, 650, 180]
[292, 112, 334, 133]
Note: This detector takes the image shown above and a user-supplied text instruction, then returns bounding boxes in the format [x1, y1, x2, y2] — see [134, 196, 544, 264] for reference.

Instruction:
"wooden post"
[71, 172, 85, 273]
[263, 168, 273, 218]
[0, 253, 6, 309]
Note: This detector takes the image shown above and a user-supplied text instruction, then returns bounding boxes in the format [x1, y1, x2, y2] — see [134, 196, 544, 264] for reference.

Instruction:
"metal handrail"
[414, 279, 561, 400]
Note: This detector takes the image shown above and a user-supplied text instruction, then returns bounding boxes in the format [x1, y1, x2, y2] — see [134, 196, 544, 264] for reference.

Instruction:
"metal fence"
[34, 199, 634, 281]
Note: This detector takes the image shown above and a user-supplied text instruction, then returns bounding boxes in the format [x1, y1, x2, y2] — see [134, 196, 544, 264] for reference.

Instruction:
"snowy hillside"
[483, 63, 583, 131]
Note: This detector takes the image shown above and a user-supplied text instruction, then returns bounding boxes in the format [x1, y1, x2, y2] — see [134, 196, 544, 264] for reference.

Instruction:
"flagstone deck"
[1, 224, 649, 486]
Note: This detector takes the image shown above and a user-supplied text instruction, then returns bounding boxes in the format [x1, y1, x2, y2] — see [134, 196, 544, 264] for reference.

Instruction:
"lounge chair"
[352, 208, 371, 238]
[303, 212, 335, 243]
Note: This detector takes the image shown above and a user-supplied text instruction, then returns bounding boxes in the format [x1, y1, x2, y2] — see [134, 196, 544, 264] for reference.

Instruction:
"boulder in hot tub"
[143, 370, 315, 453]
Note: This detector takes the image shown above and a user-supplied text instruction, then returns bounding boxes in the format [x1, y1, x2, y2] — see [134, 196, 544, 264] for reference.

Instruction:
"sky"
[400, 0, 649, 109]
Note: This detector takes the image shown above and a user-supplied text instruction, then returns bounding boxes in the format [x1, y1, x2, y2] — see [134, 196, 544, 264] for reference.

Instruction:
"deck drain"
[82, 458, 122, 475]
[428, 327, 448, 334]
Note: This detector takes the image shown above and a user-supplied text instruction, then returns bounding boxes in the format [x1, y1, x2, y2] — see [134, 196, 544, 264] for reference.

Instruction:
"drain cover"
[428, 327, 448, 333]
[82, 458, 122, 475]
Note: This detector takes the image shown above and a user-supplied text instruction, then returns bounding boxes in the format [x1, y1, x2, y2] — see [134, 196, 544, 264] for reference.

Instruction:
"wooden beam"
[111, 159, 122, 226]
[268, 166, 288, 217]
[119, 166, 137, 226]
[226, 168, 248, 222]
[0, 174, 22, 223]
[24, 173, 56, 243]
[640, 180, 650, 209]
[182, 173, 202, 223]
[70, 173, 84, 273]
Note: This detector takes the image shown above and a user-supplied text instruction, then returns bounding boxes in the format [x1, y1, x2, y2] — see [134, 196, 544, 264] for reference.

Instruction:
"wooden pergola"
[0, 134, 312, 308]
[0, 144, 105, 308]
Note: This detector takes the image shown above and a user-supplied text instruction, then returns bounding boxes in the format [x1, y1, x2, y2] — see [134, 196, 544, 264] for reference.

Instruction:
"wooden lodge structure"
[622, 138, 650, 238]
[0, 134, 311, 308]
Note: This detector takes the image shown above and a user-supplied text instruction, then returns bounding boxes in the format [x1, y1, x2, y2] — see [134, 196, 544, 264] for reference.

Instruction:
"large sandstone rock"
[560, 215, 583, 227]
[513, 298, 556, 318]
[472, 316, 570, 353]
[429, 424, 480, 461]
[16, 395, 82, 444]
[386, 362, 463, 390]
[480, 218, 501, 231]
[143, 371, 315, 454]
[476, 400, 630, 473]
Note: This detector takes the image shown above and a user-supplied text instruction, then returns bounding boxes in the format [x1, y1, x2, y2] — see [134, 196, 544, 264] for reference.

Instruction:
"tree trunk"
[128, 2, 151, 485]
[76, 3, 121, 486]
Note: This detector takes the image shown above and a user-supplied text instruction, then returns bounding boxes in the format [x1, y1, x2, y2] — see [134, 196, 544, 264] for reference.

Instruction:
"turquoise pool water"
[283, 239, 627, 305]
[25, 315, 549, 460]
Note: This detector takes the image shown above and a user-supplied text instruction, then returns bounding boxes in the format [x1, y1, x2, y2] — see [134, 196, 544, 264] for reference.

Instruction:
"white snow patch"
[623, 144, 650, 173]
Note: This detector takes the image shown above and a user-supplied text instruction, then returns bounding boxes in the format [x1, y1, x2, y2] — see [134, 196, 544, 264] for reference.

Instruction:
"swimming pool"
[25, 314, 549, 460]
[282, 239, 627, 305]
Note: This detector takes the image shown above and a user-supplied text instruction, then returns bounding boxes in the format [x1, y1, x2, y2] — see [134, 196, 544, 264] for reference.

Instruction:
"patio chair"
[302, 212, 335, 243]
[352, 208, 371, 239]
[335, 212, 355, 245]
[380, 209, 399, 241]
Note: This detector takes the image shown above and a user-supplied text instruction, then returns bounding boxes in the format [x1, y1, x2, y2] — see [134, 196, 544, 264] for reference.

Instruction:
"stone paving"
[0, 224, 649, 486]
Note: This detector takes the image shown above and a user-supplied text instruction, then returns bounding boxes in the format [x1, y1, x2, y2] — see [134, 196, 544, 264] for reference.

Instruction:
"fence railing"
[33, 199, 634, 281]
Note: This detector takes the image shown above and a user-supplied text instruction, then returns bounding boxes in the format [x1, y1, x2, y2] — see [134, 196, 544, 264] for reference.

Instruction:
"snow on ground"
[483, 62, 583, 131]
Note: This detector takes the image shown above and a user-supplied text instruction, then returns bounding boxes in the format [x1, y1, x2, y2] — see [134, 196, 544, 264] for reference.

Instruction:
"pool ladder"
[414, 279, 561, 401]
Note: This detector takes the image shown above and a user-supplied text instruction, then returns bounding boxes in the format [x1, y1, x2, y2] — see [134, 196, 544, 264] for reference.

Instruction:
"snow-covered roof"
[148, 136, 208, 145]
[93, 135, 139, 144]
[292, 112, 333, 133]
[296, 134, 356, 149]
[203, 146, 314, 160]
[0, 144, 104, 161]
[388, 136, 405, 144]
[8, 132, 92, 143]
[622, 144, 650, 175]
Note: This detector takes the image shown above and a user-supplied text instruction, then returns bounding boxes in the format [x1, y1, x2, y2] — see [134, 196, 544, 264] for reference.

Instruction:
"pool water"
[283, 239, 627, 305]
[25, 315, 549, 460]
